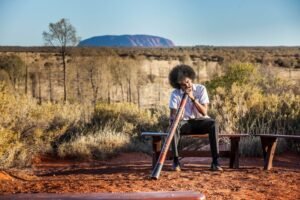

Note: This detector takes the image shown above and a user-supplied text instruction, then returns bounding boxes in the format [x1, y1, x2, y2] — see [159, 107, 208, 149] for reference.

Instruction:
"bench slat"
[141, 132, 249, 138]
[141, 132, 168, 136]
[218, 134, 249, 137]
[142, 132, 300, 139]
[255, 134, 300, 139]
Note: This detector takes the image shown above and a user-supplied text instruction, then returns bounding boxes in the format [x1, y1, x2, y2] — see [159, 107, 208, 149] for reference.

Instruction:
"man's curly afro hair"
[169, 64, 196, 89]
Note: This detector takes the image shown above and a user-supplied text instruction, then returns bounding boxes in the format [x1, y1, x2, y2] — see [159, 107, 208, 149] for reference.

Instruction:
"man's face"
[178, 77, 193, 91]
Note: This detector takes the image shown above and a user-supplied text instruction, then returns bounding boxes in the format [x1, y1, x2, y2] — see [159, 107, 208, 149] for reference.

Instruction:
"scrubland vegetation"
[0, 47, 299, 168]
[207, 63, 300, 156]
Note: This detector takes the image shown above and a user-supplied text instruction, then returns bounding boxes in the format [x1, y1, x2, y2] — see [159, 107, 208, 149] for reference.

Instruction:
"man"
[168, 64, 223, 171]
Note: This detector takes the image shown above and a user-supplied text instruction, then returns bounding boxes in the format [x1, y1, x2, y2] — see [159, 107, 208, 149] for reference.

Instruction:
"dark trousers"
[171, 118, 220, 162]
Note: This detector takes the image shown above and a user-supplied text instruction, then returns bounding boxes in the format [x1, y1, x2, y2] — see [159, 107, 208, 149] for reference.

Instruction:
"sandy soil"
[0, 152, 299, 200]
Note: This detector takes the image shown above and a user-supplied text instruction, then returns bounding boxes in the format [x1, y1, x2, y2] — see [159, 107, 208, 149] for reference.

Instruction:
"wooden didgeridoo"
[151, 93, 188, 179]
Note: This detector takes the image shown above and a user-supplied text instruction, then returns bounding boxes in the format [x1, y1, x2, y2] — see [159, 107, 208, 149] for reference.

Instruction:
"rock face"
[78, 35, 175, 47]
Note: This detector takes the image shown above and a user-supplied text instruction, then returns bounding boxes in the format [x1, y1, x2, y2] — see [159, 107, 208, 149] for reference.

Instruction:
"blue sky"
[0, 0, 299, 46]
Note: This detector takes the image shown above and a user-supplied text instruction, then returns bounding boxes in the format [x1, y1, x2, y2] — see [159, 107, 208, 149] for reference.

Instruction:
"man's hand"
[184, 87, 195, 101]
[184, 87, 208, 116]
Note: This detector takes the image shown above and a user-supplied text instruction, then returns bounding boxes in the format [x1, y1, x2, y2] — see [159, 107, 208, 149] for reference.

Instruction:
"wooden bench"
[0, 191, 206, 200]
[141, 132, 249, 169]
[255, 134, 300, 170]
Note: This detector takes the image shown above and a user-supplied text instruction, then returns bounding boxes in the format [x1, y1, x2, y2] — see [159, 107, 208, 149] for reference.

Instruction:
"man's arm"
[185, 88, 208, 116]
[192, 100, 208, 116]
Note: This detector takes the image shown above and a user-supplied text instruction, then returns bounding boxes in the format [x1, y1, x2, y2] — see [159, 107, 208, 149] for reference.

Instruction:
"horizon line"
[0, 45, 300, 48]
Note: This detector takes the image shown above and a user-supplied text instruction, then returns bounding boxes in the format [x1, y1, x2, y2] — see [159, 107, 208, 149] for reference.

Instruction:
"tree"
[44, 62, 54, 102]
[29, 72, 38, 98]
[110, 58, 127, 102]
[74, 57, 83, 103]
[24, 53, 28, 95]
[86, 58, 100, 110]
[43, 18, 79, 103]
[0, 55, 25, 90]
[135, 62, 148, 108]
[29, 62, 43, 104]
[122, 59, 138, 103]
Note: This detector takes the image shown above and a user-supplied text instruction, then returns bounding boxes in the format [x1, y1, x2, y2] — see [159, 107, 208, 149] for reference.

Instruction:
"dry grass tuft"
[57, 125, 131, 160]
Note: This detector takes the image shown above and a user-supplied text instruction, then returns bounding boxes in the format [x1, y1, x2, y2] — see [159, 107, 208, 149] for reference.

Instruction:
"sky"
[0, 0, 300, 46]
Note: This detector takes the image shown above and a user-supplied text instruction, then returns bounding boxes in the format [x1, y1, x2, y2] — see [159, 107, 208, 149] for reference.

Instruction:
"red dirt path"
[0, 152, 299, 200]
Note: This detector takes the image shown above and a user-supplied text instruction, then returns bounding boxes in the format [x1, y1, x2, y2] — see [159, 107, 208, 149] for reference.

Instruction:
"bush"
[206, 62, 260, 93]
[54, 102, 166, 160]
[0, 91, 166, 168]
[57, 124, 131, 160]
[0, 55, 25, 88]
[207, 63, 300, 155]
[209, 75, 299, 136]
[0, 82, 83, 168]
[92, 102, 162, 135]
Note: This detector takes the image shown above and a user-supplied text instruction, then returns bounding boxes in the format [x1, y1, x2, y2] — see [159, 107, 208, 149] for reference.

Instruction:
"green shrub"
[207, 62, 260, 93]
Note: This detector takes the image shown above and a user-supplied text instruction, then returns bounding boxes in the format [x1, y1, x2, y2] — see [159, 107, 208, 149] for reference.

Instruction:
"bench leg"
[229, 137, 240, 168]
[152, 136, 162, 169]
[260, 136, 278, 170]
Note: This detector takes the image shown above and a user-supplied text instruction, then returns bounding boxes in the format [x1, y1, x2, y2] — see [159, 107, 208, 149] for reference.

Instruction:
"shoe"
[211, 162, 223, 171]
[172, 160, 181, 171]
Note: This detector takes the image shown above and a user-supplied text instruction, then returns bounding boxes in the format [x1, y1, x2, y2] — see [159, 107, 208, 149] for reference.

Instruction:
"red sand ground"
[0, 152, 299, 200]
